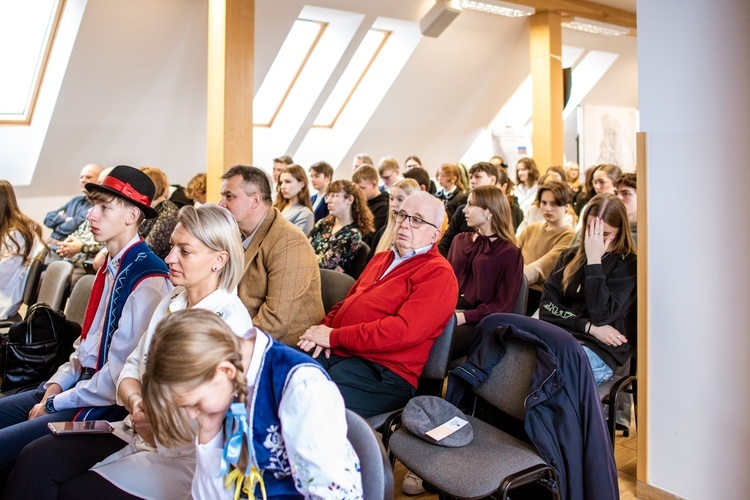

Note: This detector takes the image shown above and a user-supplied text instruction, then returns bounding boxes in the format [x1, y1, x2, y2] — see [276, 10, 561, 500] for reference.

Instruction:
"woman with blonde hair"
[435, 163, 468, 220]
[273, 164, 314, 235]
[539, 193, 636, 385]
[447, 185, 523, 358]
[371, 178, 420, 256]
[0, 181, 46, 321]
[309, 180, 374, 276]
[139, 167, 179, 259]
[6, 204, 254, 499]
[141, 309, 362, 498]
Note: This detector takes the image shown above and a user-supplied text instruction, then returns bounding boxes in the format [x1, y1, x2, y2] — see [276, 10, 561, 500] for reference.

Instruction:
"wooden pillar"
[206, 0, 254, 202]
[529, 11, 564, 171]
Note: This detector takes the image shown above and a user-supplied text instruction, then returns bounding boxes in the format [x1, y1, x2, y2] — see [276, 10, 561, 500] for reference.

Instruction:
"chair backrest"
[37, 260, 74, 312]
[347, 242, 370, 280]
[345, 409, 395, 500]
[21, 247, 49, 306]
[511, 274, 528, 316]
[474, 337, 537, 421]
[319, 268, 356, 313]
[64, 274, 96, 325]
[421, 314, 456, 381]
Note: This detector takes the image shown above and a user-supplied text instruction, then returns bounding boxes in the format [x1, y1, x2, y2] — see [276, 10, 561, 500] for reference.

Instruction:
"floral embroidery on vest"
[263, 425, 291, 479]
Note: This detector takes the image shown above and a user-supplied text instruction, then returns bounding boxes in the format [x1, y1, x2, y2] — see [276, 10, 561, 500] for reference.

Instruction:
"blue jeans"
[582, 346, 614, 385]
[0, 384, 82, 490]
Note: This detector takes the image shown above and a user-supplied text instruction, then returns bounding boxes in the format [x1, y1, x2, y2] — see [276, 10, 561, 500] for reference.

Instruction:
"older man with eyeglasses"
[298, 191, 458, 418]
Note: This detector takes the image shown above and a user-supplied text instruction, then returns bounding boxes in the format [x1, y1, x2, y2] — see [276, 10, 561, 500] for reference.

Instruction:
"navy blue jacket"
[311, 193, 329, 222]
[446, 313, 619, 500]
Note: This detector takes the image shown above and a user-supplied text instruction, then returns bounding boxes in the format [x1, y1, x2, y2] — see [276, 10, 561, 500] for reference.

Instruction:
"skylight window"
[253, 19, 327, 127]
[312, 29, 391, 128]
[0, 0, 63, 123]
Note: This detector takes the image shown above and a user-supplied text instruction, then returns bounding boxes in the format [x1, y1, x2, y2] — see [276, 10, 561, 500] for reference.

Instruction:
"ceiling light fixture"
[459, 0, 535, 18]
[561, 17, 631, 36]
[420, 0, 462, 38]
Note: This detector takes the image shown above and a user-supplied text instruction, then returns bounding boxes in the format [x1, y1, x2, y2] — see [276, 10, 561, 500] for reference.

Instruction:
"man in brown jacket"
[219, 165, 324, 344]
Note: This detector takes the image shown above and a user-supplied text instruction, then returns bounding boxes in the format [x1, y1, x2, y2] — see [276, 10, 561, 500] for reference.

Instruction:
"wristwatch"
[45, 395, 57, 413]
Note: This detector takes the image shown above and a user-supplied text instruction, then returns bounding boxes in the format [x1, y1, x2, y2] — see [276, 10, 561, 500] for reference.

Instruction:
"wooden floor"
[393, 421, 638, 499]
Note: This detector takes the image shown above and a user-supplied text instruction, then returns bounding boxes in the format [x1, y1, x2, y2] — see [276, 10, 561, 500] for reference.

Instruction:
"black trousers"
[2, 433, 139, 500]
[314, 354, 415, 418]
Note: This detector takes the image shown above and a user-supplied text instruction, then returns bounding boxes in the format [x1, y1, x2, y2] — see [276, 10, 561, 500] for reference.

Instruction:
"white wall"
[639, 0, 750, 498]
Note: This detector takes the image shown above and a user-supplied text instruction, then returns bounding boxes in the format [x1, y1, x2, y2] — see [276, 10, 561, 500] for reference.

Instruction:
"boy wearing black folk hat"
[0, 165, 173, 490]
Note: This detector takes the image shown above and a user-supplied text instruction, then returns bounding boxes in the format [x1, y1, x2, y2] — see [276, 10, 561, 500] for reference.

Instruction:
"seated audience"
[352, 153, 374, 169]
[370, 178, 420, 258]
[0, 181, 46, 321]
[309, 160, 333, 222]
[377, 156, 403, 192]
[353, 164, 390, 237]
[565, 161, 582, 198]
[435, 163, 468, 220]
[573, 164, 598, 216]
[0, 166, 172, 490]
[141, 310, 363, 499]
[5, 204, 252, 499]
[517, 181, 577, 315]
[539, 193, 637, 385]
[448, 185, 523, 358]
[489, 155, 507, 169]
[439, 162, 499, 257]
[271, 155, 293, 188]
[403, 155, 422, 171]
[516, 172, 578, 235]
[309, 180, 374, 276]
[616, 173, 637, 244]
[219, 165, 324, 344]
[403, 165, 436, 194]
[513, 157, 540, 216]
[298, 192, 457, 418]
[44, 163, 103, 249]
[185, 172, 207, 206]
[138, 167, 180, 260]
[272, 164, 314, 236]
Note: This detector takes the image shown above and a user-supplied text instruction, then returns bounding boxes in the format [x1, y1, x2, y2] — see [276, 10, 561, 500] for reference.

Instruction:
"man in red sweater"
[299, 192, 458, 418]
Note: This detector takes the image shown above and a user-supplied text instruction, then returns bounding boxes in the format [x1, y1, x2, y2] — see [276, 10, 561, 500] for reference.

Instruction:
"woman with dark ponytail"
[142, 309, 362, 499]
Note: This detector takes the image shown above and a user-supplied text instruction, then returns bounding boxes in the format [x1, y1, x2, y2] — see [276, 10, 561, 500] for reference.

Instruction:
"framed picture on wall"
[579, 105, 638, 172]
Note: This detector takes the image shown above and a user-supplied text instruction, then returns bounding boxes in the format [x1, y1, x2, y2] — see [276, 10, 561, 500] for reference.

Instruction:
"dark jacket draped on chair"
[446, 313, 619, 500]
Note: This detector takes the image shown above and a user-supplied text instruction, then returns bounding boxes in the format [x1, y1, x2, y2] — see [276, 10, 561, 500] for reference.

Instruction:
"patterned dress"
[138, 200, 179, 260]
[309, 220, 363, 276]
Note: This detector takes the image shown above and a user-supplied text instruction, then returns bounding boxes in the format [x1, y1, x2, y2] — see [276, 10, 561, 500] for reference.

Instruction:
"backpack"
[0, 303, 81, 392]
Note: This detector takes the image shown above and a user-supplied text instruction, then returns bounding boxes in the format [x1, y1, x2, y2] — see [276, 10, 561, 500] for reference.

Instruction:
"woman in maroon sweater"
[448, 185, 523, 358]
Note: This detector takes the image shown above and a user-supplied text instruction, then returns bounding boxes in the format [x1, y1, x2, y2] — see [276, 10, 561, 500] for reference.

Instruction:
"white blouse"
[0, 231, 45, 320]
[193, 331, 363, 499]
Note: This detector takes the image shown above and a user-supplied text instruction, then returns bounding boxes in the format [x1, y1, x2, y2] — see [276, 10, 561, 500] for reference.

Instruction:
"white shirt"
[0, 231, 45, 320]
[47, 236, 172, 410]
[381, 243, 433, 279]
[193, 331, 363, 499]
[515, 183, 539, 217]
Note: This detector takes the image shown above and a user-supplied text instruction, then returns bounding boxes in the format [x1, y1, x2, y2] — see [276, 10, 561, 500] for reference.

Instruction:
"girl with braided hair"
[143, 309, 362, 499]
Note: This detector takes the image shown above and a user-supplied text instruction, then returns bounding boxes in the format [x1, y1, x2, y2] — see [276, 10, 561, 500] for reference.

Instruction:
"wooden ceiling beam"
[509, 0, 637, 29]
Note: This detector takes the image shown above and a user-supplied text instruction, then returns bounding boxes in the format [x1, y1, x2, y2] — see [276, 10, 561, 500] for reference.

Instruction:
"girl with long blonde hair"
[142, 309, 362, 499]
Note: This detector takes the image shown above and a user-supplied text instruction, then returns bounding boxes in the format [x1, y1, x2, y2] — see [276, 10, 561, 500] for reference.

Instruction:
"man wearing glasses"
[298, 192, 458, 418]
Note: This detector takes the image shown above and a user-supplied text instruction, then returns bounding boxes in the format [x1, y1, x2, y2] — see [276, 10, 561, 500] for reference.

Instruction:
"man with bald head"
[299, 191, 458, 418]
[44, 164, 104, 246]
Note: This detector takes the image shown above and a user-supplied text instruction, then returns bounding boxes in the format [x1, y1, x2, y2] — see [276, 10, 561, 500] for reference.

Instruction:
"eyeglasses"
[324, 193, 345, 202]
[393, 211, 438, 229]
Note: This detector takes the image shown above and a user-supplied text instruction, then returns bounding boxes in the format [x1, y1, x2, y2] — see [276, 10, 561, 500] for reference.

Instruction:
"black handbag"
[0, 303, 81, 392]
